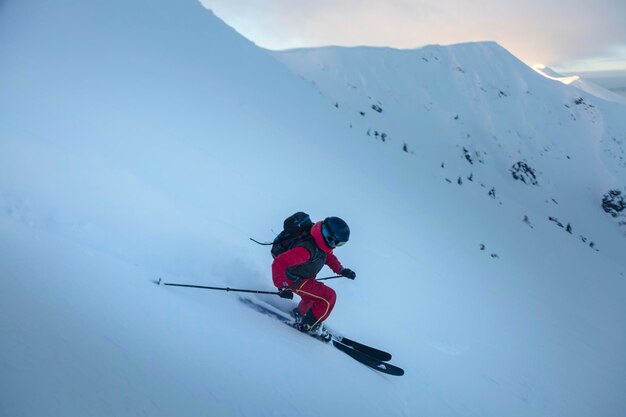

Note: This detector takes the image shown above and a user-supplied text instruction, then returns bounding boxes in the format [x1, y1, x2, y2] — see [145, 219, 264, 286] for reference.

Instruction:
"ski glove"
[340, 268, 356, 280]
[278, 289, 294, 299]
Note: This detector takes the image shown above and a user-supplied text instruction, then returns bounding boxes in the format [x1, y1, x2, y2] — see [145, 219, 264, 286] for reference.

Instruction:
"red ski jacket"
[272, 221, 343, 289]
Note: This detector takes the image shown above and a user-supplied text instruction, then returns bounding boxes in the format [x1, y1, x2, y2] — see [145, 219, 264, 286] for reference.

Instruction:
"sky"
[200, 0, 626, 73]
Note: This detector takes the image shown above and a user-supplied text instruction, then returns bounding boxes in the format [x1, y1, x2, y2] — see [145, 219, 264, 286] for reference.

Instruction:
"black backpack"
[271, 212, 315, 259]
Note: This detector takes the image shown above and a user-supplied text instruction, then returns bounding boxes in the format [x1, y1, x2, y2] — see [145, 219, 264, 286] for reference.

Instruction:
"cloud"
[201, 0, 626, 68]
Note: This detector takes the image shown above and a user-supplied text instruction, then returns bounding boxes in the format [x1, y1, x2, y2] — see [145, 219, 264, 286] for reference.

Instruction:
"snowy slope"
[1, 1, 626, 417]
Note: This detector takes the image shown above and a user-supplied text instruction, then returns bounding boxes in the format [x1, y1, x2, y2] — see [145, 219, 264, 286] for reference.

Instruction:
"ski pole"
[156, 278, 280, 295]
[317, 275, 344, 281]
[156, 275, 346, 294]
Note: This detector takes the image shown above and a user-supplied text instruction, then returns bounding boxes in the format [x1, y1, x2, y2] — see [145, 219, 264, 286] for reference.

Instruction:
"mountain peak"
[533, 65, 626, 104]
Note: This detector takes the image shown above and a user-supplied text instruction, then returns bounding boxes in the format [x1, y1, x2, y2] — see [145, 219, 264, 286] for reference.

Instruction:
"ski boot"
[294, 309, 331, 341]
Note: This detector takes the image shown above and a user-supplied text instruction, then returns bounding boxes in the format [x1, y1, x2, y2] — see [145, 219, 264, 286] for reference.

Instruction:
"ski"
[239, 297, 404, 376]
[332, 340, 404, 376]
[334, 336, 392, 362]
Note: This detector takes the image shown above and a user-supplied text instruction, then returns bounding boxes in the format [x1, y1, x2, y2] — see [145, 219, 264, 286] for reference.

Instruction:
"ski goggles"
[322, 224, 346, 248]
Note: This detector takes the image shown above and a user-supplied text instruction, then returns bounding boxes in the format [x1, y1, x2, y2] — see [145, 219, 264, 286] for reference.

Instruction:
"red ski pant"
[293, 279, 336, 327]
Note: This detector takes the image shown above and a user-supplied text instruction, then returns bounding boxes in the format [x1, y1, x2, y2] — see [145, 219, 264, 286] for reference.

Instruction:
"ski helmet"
[321, 217, 350, 248]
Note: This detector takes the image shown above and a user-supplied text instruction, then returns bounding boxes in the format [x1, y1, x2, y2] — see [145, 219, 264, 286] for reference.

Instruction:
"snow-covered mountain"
[272, 43, 626, 260]
[1, 1, 625, 417]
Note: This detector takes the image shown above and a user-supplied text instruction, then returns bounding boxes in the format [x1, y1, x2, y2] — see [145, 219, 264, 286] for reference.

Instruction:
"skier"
[272, 216, 356, 337]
